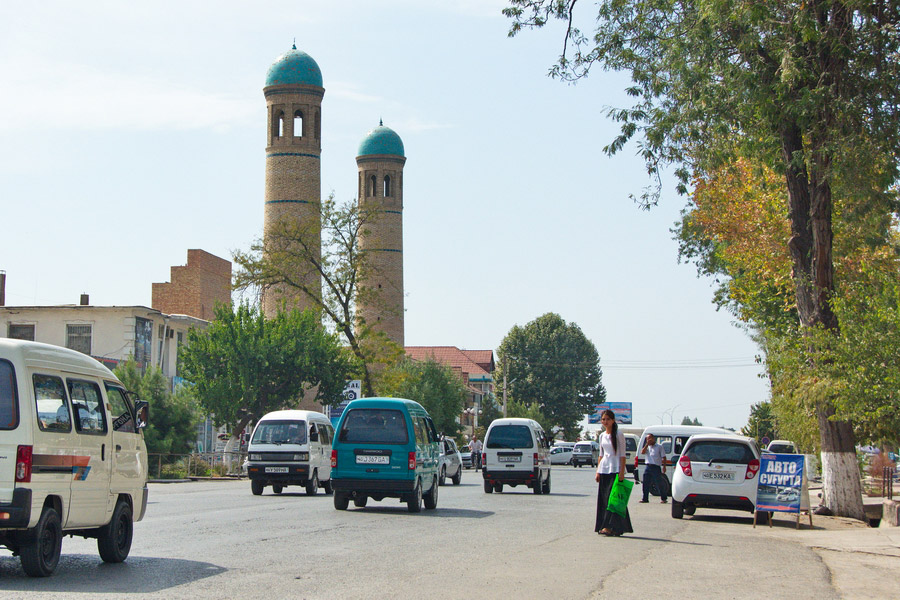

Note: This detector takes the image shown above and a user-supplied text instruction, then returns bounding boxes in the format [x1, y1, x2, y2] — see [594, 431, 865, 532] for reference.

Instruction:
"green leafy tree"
[379, 357, 467, 437]
[503, 0, 900, 520]
[497, 313, 605, 441]
[507, 400, 552, 435]
[680, 416, 703, 427]
[740, 402, 778, 448]
[114, 359, 199, 458]
[479, 393, 503, 433]
[179, 303, 352, 445]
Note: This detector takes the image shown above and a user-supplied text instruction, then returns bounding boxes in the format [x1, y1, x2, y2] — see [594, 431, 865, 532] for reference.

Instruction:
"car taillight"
[679, 454, 692, 477]
[482, 452, 486, 466]
[533, 453, 539, 467]
[634, 455, 638, 469]
[408, 452, 417, 470]
[16, 445, 32, 483]
[746, 458, 760, 479]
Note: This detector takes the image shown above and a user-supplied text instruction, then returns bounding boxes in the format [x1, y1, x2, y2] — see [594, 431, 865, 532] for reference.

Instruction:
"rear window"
[768, 443, 795, 454]
[338, 409, 409, 444]
[252, 420, 307, 445]
[625, 438, 637, 452]
[685, 441, 755, 465]
[574, 443, 594, 452]
[0, 360, 18, 429]
[486, 425, 533, 449]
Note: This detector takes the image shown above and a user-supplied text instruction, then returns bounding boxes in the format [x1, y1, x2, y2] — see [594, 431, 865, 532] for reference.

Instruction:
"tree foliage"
[680, 416, 703, 426]
[497, 313, 605, 441]
[378, 357, 468, 438]
[179, 303, 352, 438]
[507, 400, 552, 435]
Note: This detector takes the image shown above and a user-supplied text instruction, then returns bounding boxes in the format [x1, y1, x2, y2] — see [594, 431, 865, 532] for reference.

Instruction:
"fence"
[148, 451, 248, 480]
[883, 466, 896, 500]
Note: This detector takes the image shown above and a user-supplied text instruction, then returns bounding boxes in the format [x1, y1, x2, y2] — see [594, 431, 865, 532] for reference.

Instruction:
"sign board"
[588, 402, 633, 425]
[754, 453, 811, 529]
[329, 380, 362, 424]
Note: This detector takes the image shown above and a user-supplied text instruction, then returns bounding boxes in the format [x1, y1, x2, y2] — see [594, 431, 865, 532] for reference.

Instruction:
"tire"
[322, 478, 333, 495]
[20, 506, 62, 577]
[407, 481, 422, 513]
[533, 474, 543, 494]
[272, 484, 284, 495]
[439, 466, 446, 486]
[451, 466, 462, 486]
[542, 471, 551, 494]
[424, 477, 438, 510]
[334, 492, 349, 510]
[684, 504, 696, 516]
[484, 480, 493, 494]
[353, 495, 368, 508]
[98, 500, 133, 563]
[305, 471, 318, 496]
[671, 500, 684, 519]
[251, 479, 264, 496]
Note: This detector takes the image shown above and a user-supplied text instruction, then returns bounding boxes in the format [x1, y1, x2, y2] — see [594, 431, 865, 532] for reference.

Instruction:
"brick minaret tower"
[356, 121, 406, 346]
[261, 44, 324, 317]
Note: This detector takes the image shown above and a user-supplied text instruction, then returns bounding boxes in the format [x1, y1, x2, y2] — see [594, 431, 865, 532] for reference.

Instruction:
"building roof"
[357, 121, 405, 158]
[405, 346, 493, 380]
[460, 349, 495, 373]
[266, 45, 323, 87]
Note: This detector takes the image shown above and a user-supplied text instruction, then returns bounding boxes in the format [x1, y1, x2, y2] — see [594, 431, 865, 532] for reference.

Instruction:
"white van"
[246, 410, 334, 496]
[635, 425, 735, 482]
[624, 433, 639, 478]
[0, 339, 149, 577]
[482, 418, 551, 494]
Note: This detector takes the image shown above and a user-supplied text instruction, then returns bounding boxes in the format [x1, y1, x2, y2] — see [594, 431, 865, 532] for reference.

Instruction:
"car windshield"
[486, 425, 533, 449]
[768, 443, 795, 453]
[251, 420, 307, 445]
[338, 408, 409, 444]
[685, 441, 755, 464]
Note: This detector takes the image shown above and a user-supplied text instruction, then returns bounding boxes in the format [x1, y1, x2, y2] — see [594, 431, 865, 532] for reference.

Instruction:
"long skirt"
[595, 473, 634, 535]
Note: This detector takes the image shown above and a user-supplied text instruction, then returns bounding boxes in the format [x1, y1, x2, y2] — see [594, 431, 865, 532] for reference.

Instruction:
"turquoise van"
[330, 398, 440, 513]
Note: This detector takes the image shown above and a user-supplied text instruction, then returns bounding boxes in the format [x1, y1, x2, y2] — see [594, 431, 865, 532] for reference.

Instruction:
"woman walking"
[594, 409, 633, 536]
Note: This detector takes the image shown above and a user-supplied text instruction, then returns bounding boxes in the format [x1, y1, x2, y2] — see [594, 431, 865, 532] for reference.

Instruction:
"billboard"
[588, 402, 633, 425]
[756, 453, 808, 513]
[329, 380, 362, 424]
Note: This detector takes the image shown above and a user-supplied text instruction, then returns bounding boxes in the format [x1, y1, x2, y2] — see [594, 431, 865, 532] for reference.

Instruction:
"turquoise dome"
[265, 45, 323, 87]
[358, 122, 405, 157]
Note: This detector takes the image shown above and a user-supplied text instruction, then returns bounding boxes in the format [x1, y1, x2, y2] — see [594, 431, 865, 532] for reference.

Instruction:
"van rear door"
[0, 359, 20, 503]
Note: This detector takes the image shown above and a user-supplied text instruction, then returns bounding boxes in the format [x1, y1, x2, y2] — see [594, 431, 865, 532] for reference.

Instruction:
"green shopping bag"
[607, 477, 634, 516]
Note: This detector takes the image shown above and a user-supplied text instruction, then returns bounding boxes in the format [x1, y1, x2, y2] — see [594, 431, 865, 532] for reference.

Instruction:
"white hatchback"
[670, 434, 761, 520]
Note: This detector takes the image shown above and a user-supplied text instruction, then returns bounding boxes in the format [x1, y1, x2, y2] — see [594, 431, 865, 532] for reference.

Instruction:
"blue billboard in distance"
[588, 402, 633, 425]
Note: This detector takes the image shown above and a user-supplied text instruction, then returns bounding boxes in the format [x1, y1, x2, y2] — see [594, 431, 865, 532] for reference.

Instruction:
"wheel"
[333, 492, 349, 510]
[424, 477, 439, 510]
[671, 500, 684, 519]
[574, 463, 580, 468]
[542, 471, 551, 494]
[407, 481, 422, 513]
[494, 482, 503, 493]
[533, 475, 543, 494]
[251, 479, 264, 496]
[353, 495, 368, 508]
[451, 466, 462, 485]
[439, 466, 446, 486]
[272, 484, 283, 494]
[323, 478, 333, 495]
[305, 471, 318, 496]
[484, 479, 493, 494]
[20, 506, 62, 577]
[98, 500, 133, 563]
[684, 504, 696, 516]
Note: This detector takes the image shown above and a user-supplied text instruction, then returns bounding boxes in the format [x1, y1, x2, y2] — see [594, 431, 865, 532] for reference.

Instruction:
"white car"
[670, 433, 763, 521]
[549, 445, 574, 465]
[438, 438, 463, 485]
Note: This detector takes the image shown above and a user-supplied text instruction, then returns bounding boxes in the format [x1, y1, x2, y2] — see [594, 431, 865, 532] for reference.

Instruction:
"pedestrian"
[594, 409, 633, 536]
[471, 434, 483, 471]
[639, 433, 668, 504]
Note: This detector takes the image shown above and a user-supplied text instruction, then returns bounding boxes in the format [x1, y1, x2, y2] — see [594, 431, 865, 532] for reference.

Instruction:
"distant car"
[766, 440, 798, 454]
[776, 487, 800, 502]
[438, 438, 463, 485]
[671, 433, 764, 522]
[549, 445, 574, 465]
[572, 441, 599, 468]
[460, 444, 474, 469]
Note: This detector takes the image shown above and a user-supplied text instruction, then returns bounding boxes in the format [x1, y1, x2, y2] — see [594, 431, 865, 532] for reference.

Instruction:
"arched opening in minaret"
[293, 110, 304, 138]
[274, 110, 284, 138]
[370, 175, 377, 197]
[383, 175, 392, 197]
[315, 110, 321, 140]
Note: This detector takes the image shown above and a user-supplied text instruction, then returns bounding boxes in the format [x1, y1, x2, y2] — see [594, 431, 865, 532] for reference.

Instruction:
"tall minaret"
[261, 44, 324, 317]
[356, 121, 406, 346]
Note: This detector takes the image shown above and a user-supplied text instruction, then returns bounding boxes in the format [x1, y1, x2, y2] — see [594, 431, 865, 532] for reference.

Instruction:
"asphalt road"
[0, 467, 838, 599]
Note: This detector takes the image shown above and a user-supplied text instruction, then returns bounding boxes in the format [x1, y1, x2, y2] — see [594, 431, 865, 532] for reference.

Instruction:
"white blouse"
[596, 430, 626, 474]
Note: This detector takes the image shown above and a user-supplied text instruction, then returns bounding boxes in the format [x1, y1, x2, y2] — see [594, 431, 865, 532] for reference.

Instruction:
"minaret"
[356, 121, 406, 346]
[261, 44, 324, 317]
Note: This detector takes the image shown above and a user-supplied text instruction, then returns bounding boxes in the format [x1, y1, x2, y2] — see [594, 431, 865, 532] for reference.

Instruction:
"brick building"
[151, 249, 231, 321]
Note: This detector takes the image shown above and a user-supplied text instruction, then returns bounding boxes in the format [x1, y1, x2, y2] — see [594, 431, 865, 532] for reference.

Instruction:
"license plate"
[498, 456, 520, 463]
[265, 467, 289, 473]
[356, 455, 390, 465]
[701, 470, 735, 481]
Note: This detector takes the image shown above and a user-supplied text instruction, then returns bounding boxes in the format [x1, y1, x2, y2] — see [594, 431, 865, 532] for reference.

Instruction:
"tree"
[114, 359, 199, 458]
[179, 303, 352, 452]
[507, 400, 552, 435]
[741, 402, 778, 448]
[497, 313, 605, 441]
[680, 416, 703, 427]
[504, 0, 900, 520]
[379, 357, 468, 438]
[234, 194, 403, 398]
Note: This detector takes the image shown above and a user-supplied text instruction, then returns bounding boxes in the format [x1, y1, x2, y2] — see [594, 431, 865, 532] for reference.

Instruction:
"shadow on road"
[342, 507, 494, 518]
[614, 535, 713, 547]
[0, 554, 226, 592]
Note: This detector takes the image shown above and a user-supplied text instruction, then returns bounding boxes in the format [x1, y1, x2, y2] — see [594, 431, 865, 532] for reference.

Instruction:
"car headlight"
[249, 453, 262, 461]
[294, 453, 309, 461]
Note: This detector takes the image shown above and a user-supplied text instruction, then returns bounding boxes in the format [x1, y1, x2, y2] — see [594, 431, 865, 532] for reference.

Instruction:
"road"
[0, 466, 839, 599]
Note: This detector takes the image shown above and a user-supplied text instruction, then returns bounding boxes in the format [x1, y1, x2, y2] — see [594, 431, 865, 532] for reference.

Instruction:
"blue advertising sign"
[756, 453, 805, 513]
[329, 380, 361, 425]
[588, 402, 633, 425]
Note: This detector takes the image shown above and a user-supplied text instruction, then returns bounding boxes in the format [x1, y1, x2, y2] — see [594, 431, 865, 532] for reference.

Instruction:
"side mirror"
[134, 401, 149, 429]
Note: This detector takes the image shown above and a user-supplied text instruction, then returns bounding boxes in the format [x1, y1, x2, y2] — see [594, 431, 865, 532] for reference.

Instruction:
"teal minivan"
[330, 398, 440, 513]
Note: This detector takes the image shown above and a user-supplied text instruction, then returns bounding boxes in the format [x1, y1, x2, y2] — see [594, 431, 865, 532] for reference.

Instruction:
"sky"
[0, 0, 770, 430]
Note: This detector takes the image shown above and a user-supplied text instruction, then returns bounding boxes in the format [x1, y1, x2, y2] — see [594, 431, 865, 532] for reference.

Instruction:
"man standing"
[640, 433, 668, 504]
[471, 434, 483, 471]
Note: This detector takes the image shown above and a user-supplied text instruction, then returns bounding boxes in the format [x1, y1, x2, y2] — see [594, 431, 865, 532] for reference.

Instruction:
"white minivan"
[0, 339, 149, 577]
[482, 418, 551, 494]
[246, 410, 334, 496]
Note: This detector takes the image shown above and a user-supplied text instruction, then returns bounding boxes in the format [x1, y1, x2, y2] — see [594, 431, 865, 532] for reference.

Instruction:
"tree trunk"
[817, 401, 866, 521]
[224, 414, 252, 475]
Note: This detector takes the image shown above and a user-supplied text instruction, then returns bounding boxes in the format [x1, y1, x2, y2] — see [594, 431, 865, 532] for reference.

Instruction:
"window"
[0, 360, 18, 429]
[383, 175, 392, 197]
[34, 374, 70, 433]
[251, 420, 307, 445]
[8, 324, 34, 341]
[684, 441, 755, 465]
[66, 324, 92, 355]
[338, 408, 409, 444]
[486, 425, 534, 449]
[316, 423, 332, 445]
[369, 175, 377, 197]
[105, 384, 135, 433]
[293, 110, 303, 137]
[274, 110, 284, 137]
[134, 317, 152, 372]
[315, 110, 321, 140]
[67, 379, 107, 434]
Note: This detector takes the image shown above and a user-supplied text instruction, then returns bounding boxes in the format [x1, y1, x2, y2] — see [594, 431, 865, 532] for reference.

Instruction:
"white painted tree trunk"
[223, 435, 239, 474]
[821, 450, 866, 521]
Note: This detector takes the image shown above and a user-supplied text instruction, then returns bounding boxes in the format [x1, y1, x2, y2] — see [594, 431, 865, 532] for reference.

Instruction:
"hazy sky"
[0, 0, 769, 429]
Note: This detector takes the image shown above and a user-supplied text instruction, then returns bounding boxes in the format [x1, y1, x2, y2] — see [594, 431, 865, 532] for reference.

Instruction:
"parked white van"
[246, 410, 334, 496]
[635, 425, 735, 483]
[482, 417, 551, 494]
[0, 339, 149, 577]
